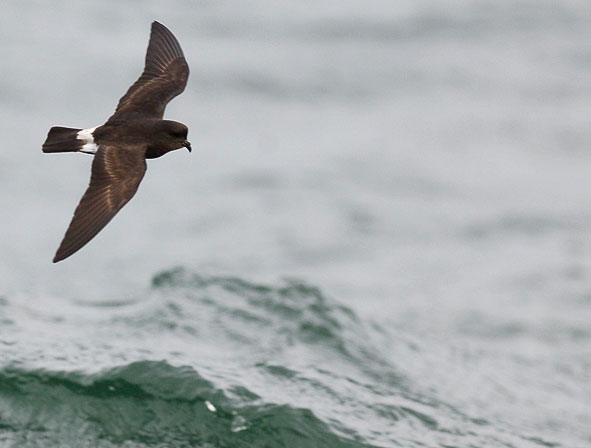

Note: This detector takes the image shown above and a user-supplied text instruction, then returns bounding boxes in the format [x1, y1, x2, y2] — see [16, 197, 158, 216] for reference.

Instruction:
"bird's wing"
[53, 144, 147, 263]
[107, 21, 189, 122]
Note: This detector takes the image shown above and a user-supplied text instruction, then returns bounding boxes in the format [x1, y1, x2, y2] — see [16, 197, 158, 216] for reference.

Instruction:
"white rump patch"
[77, 126, 99, 154]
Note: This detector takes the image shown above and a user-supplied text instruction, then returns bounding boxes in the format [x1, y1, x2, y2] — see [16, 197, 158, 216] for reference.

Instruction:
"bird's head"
[161, 120, 191, 152]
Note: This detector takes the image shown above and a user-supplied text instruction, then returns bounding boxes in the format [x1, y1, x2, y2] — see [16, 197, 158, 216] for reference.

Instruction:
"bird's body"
[43, 22, 191, 263]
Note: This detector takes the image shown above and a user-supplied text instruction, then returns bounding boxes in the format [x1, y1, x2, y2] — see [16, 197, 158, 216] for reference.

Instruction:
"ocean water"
[1, 1, 590, 446]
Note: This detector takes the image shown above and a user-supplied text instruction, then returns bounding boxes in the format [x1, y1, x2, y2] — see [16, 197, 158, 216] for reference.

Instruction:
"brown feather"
[53, 145, 147, 262]
[108, 21, 189, 121]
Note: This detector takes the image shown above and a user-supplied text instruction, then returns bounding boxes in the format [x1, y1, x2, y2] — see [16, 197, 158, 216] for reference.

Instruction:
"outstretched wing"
[53, 145, 147, 263]
[108, 21, 189, 122]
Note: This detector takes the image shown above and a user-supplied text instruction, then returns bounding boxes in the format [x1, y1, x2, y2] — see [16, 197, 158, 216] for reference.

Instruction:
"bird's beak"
[183, 141, 192, 152]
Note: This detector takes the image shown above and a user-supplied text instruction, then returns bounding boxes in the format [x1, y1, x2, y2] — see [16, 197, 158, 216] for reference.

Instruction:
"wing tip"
[151, 21, 172, 36]
[53, 248, 68, 263]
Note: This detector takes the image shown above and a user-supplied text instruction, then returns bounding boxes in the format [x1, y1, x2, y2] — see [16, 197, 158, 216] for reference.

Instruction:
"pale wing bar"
[53, 145, 147, 262]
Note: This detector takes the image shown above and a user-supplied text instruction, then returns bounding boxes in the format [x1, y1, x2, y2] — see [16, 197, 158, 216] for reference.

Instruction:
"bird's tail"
[42, 126, 84, 153]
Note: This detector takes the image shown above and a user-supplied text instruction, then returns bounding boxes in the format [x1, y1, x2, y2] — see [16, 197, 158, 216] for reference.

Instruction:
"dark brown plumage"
[42, 21, 191, 263]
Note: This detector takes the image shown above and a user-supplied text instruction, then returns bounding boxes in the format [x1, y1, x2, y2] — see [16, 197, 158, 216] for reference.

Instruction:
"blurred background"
[0, 1, 590, 447]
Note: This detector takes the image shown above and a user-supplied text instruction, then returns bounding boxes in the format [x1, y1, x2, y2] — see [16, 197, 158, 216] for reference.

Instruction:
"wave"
[0, 269, 394, 447]
[148, 268, 402, 384]
[151, 268, 363, 352]
[1, 268, 563, 447]
[0, 360, 372, 448]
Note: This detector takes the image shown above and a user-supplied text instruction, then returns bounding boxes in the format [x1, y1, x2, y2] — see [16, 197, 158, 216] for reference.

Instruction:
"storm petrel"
[43, 21, 191, 263]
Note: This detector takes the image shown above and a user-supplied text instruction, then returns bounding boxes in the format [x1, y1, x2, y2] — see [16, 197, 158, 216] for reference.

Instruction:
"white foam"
[77, 126, 98, 154]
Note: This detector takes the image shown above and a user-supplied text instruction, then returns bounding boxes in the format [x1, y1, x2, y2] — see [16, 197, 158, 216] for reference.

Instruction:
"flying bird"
[42, 21, 191, 263]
